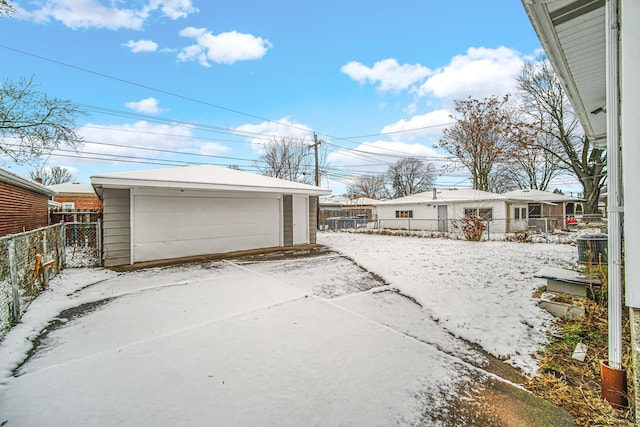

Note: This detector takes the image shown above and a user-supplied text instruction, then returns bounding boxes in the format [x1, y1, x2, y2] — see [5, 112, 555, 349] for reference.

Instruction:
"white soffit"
[523, 0, 606, 148]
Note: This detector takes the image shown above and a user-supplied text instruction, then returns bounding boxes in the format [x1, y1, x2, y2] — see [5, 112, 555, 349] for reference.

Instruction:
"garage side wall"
[102, 188, 131, 267]
[309, 196, 318, 244]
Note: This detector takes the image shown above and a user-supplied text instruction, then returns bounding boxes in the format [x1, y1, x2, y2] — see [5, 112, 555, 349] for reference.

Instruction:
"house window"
[62, 202, 75, 211]
[464, 208, 493, 219]
[395, 210, 413, 218]
[514, 207, 527, 219]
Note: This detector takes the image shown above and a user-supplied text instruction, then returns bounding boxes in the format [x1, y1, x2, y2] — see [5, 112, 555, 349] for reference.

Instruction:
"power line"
[0, 45, 313, 134]
[1, 45, 467, 163]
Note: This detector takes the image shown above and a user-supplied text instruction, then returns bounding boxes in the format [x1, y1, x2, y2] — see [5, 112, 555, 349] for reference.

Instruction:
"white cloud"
[150, 0, 198, 20]
[16, 0, 197, 30]
[124, 97, 167, 114]
[71, 121, 230, 165]
[197, 142, 230, 156]
[232, 118, 312, 152]
[178, 27, 272, 66]
[341, 58, 431, 92]
[124, 39, 159, 53]
[417, 46, 525, 100]
[380, 110, 453, 141]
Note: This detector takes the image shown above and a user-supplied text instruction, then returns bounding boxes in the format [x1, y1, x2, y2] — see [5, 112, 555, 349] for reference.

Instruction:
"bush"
[453, 213, 486, 241]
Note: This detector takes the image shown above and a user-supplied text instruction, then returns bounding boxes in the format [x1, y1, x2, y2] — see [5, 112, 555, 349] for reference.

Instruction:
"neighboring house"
[319, 195, 378, 223]
[375, 188, 532, 234]
[91, 165, 331, 267]
[0, 167, 57, 237]
[503, 189, 584, 230]
[48, 182, 102, 211]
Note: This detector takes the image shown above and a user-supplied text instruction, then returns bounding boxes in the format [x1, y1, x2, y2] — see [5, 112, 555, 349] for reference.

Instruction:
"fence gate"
[0, 221, 102, 341]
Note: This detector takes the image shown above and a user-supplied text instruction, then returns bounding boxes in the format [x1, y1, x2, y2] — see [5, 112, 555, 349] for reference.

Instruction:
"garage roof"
[522, 0, 606, 147]
[91, 164, 331, 197]
[48, 182, 97, 195]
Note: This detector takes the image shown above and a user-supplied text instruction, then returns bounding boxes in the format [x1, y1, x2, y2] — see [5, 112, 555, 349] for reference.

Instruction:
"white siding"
[102, 188, 131, 267]
[131, 188, 281, 263]
[622, 0, 640, 308]
[377, 201, 510, 233]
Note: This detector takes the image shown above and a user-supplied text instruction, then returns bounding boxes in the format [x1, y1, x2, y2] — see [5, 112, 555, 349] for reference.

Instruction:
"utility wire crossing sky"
[0, 0, 583, 193]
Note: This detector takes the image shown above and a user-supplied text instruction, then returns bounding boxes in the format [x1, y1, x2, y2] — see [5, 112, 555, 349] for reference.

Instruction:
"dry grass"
[526, 298, 635, 426]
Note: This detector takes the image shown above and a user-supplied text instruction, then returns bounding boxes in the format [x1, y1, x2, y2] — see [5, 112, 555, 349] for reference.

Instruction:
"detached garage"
[91, 165, 330, 267]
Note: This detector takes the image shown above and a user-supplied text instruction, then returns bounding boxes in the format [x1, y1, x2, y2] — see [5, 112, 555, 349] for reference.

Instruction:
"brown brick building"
[48, 182, 102, 211]
[0, 167, 56, 237]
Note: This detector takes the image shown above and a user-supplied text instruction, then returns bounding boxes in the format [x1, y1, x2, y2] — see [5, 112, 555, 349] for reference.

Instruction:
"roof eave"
[522, 0, 606, 148]
[0, 167, 57, 197]
[91, 177, 331, 197]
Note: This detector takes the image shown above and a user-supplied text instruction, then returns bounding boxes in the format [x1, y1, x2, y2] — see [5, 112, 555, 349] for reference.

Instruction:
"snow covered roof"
[91, 165, 332, 197]
[0, 166, 56, 197]
[320, 195, 378, 206]
[502, 189, 583, 203]
[48, 182, 97, 195]
[377, 188, 510, 205]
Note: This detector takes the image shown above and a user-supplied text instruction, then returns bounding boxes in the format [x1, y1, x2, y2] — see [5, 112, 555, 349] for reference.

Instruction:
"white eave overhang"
[91, 177, 331, 199]
[522, 0, 607, 148]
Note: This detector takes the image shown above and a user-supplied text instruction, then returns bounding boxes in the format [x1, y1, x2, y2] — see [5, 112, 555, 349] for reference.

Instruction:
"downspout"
[606, 0, 622, 370]
[600, 0, 627, 410]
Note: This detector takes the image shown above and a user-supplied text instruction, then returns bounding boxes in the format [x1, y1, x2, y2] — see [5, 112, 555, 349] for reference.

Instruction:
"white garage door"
[132, 190, 281, 263]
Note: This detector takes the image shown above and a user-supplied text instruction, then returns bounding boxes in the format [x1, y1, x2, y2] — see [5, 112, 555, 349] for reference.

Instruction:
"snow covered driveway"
[0, 234, 577, 426]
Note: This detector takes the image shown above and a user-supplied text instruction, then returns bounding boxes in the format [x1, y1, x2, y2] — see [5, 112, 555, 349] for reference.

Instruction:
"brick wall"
[53, 195, 102, 211]
[0, 181, 50, 237]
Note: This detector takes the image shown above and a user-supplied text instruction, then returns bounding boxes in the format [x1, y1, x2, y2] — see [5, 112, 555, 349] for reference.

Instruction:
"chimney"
[433, 188, 437, 200]
[34, 177, 43, 184]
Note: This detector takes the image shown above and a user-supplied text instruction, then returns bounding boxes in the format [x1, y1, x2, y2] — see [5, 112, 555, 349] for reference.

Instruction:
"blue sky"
[0, 0, 580, 194]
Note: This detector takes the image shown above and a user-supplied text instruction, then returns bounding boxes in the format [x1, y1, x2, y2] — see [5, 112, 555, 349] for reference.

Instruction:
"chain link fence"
[0, 221, 101, 341]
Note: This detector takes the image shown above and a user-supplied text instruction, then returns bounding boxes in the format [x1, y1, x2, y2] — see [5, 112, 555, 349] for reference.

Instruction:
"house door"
[437, 205, 448, 232]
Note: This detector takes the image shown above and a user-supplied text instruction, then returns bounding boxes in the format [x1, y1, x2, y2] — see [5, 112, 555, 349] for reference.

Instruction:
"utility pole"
[311, 133, 321, 230]
[311, 132, 320, 187]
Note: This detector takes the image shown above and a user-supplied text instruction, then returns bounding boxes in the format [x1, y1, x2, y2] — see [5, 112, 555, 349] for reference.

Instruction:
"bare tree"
[517, 58, 606, 215]
[499, 131, 562, 191]
[29, 166, 74, 185]
[346, 174, 386, 199]
[0, 0, 15, 15]
[1, 76, 84, 164]
[487, 165, 519, 193]
[386, 157, 435, 198]
[438, 95, 535, 192]
[256, 136, 319, 184]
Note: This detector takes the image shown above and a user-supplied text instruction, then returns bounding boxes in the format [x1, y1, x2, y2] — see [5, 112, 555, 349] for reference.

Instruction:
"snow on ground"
[318, 232, 578, 374]
[0, 234, 579, 426]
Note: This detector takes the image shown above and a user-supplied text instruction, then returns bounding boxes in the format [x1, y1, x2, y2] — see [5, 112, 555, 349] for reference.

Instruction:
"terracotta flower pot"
[600, 360, 628, 409]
